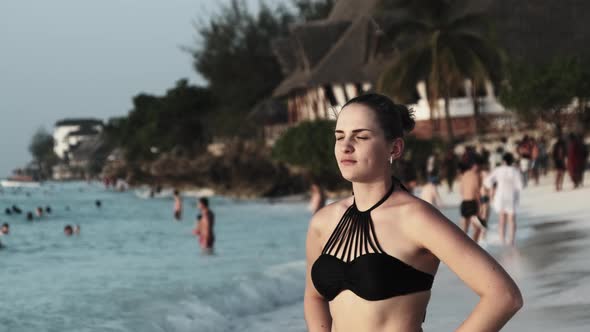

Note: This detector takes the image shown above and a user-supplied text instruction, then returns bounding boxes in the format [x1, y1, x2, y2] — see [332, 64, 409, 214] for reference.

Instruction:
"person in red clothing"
[567, 133, 585, 188]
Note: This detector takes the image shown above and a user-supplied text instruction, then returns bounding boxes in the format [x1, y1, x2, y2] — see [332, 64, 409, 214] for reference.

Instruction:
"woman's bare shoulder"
[308, 196, 353, 234]
[387, 190, 445, 227]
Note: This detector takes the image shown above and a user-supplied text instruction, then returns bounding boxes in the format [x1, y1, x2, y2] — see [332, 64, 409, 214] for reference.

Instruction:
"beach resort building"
[269, 0, 590, 141]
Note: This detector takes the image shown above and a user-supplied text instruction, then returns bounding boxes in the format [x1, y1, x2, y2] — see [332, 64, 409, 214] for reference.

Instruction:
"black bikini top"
[311, 178, 434, 302]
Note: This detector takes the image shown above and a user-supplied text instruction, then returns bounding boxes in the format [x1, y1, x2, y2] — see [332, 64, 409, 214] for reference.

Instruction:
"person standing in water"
[0, 223, 9, 248]
[173, 189, 182, 221]
[196, 197, 215, 254]
[304, 93, 521, 332]
[484, 153, 524, 246]
[309, 181, 326, 215]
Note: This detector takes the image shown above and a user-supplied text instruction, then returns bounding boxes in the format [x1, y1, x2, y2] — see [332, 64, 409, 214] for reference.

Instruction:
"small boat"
[0, 175, 41, 188]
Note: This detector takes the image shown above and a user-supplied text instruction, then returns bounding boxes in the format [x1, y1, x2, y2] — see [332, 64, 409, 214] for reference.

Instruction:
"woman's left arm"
[407, 202, 523, 332]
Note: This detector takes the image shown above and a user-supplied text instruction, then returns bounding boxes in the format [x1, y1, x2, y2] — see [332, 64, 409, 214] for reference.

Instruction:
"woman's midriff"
[329, 290, 431, 332]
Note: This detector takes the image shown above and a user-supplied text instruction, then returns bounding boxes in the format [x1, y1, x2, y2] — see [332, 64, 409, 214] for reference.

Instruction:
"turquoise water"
[0, 182, 309, 332]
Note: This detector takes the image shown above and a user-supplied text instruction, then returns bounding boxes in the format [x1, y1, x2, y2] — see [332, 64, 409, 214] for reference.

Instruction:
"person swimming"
[64, 225, 73, 236]
[26, 212, 33, 221]
[11, 205, 22, 214]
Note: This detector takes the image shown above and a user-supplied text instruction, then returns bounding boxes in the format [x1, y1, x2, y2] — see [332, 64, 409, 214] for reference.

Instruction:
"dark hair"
[2, 223, 8, 228]
[342, 93, 415, 140]
[502, 152, 514, 165]
[64, 225, 73, 232]
[199, 197, 209, 207]
[174, 189, 179, 195]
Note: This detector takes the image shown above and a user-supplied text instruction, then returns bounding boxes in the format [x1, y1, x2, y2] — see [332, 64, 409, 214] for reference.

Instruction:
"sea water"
[0, 182, 308, 332]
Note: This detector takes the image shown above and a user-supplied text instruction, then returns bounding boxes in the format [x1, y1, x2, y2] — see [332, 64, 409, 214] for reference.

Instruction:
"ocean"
[1, 177, 590, 331]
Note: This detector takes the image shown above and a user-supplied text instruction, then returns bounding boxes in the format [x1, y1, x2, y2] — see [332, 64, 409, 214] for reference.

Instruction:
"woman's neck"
[352, 177, 393, 211]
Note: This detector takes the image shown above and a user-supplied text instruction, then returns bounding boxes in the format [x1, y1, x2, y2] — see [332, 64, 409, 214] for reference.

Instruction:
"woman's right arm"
[304, 210, 332, 332]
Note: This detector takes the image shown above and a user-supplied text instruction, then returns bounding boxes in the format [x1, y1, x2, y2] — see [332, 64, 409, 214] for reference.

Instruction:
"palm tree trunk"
[444, 91, 454, 142]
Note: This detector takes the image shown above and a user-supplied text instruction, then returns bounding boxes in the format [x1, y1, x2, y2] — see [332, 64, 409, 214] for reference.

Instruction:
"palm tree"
[377, 0, 503, 140]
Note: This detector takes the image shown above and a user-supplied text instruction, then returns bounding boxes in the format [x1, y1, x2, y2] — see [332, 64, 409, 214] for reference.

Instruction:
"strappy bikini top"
[311, 179, 434, 301]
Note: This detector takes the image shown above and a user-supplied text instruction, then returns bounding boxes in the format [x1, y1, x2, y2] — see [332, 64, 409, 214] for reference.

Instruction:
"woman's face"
[335, 103, 398, 183]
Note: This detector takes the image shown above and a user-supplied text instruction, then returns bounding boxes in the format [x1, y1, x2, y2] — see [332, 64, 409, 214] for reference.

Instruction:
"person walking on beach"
[173, 189, 182, 221]
[196, 197, 215, 254]
[419, 176, 443, 209]
[442, 148, 458, 193]
[459, 159, 486, 243]
[552, 136, 567, 191]
[477, 157, 492, 235]
[517, 135, 533, 188]
[567, 133, 586, 189]
[305, 93, 522, 332]
[484, 153, 523, 246]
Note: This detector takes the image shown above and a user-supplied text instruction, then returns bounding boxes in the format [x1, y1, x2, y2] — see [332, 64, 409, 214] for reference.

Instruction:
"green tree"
[499, 57, 579, 135]
[272, 120, 342, 188]
[377, 0, 503, 140]
[188, 0, 334, 138]
[114, 79, 216, 161]
[29, 127, 58, 178]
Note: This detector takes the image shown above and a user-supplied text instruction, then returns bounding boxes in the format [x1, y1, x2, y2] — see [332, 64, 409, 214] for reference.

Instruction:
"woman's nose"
[339, 139, 354, 154]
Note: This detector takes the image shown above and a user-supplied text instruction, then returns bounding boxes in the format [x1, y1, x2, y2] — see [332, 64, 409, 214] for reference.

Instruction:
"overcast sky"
[0, 0, 283, 177]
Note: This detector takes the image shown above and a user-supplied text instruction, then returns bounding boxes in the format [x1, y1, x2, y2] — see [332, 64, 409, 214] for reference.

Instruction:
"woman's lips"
[340, 159, 357, 165]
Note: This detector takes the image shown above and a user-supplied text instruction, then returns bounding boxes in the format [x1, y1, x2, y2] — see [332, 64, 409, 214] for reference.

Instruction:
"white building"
[53, 119, 103, 159]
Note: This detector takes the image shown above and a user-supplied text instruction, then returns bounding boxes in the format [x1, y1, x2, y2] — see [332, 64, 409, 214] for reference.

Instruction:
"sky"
[0, 0, 282, 177]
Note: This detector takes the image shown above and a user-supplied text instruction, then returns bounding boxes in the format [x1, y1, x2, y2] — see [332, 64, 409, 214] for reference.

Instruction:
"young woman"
[304, 94, 522, 332]
[483, 153, 524, 246]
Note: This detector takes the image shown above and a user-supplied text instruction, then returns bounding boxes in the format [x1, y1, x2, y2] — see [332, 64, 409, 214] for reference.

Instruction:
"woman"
[483, 153, 523, 246]
[304, 94, 522, 332]
[196, 197, 215, 254]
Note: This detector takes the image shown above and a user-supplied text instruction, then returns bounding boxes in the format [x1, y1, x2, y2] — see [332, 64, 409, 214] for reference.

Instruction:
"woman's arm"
[201, 214, 210, 242]
[304, 209, 332, 332]
[408, 203, 523, 332]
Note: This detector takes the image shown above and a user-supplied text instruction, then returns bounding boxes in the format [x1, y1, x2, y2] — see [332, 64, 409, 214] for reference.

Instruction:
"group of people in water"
[0, 200, 84, 248]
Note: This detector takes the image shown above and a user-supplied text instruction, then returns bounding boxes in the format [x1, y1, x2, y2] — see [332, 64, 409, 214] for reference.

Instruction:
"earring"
[389, 156, 393, 164]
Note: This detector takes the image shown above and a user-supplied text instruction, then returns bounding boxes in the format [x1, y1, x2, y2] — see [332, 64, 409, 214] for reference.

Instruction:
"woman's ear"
[390, 138, 405, 161]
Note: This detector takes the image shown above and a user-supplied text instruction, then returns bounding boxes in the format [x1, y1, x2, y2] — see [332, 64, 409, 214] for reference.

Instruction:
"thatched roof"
[272, 0, 388, 97]
[273, 0, 590, 98]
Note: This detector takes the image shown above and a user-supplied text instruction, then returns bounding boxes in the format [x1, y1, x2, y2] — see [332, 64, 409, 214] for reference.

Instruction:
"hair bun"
[395, 104, 415, 134]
